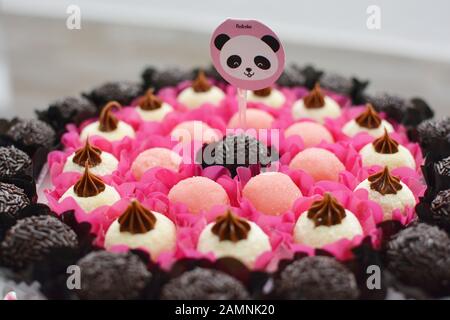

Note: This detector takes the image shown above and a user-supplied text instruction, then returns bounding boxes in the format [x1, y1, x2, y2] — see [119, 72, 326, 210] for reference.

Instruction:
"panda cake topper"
[210, 18, 285, 91]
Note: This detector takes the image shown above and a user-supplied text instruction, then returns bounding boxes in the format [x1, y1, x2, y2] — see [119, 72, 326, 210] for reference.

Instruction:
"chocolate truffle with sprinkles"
[0, 146, 32, 176]
[365, 93, 407, 123]
[0, 215, 78, 269]
[319, 73, 353, 96]
[0, 182, 30, 218]
[160, 268, 250, 300]
[197, 134, 275, 177]
[417, 117, 450, 155]
[6, 119, 56, 149]
[386, 223, 450, 295]
[275, 256, 359, 300]
[86, 81, 142, 108]
[76, 251, 151, 300]
[429, 190, 450, 231]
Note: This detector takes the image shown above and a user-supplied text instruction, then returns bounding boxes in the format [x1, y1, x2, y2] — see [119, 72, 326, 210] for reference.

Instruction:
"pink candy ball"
[168, 176, 230, 214]
[228, 109, 274, 130]
[242, 172, 302, 215]
[289, 147, 345, 182]
[131, 147, 182, 180]
[285, 122, 334, 148]
[171, 120, 221, 144]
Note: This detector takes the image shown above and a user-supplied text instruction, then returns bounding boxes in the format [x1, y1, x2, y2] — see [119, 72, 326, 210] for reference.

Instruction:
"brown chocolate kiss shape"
[253, 87, 272, 97]
[99, 101, 121, 132]
[118, 200, 157, 234]
[74, 162, 106, 197]
[303, 83, 325, 109]
[192, 70, 212, 93]
[307, 193, 347, 227]
[211, 210, 251, 242]
[373, 129, 399, 154]
[356, 104, 382, 129]
[368, 166, 403, 195]
[72, 139, 102, 167]
[139, 89, 163, 111]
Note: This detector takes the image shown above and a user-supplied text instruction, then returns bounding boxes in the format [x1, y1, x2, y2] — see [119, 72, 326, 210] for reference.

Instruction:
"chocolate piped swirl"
[304, 83, 325, 109]
[139, 89, 163, 111]
[192, 70, 212, 93]
[211, 210, 251, 242]
[99, 101, 121, 132]
[253, 87, 272, 97]
[74, 162, 106, 197]
[307, 193, 347, 227]
[373, 129, 399, 154]
[368, 166, 403, 195]
[356, 104, 382, 129]
[118, 201, 157, 234]
[72, 139, 102, 167]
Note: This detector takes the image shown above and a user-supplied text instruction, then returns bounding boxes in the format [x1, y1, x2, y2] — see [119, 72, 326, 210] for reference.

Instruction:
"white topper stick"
[237, 88, 247, 130]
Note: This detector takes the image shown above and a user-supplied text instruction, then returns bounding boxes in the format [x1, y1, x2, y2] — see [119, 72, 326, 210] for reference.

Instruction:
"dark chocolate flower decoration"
[118, 200, 157, 234]
[211, 210, 251, 242]
[307, 193, 346, 227]
[74, 162, 105, 197]
[138, 89, 163, 111]
[72, 139, 102, 167]
[253, 87, 272, 97]
[373, 129, 399, 154]
[356, 104, 382, 129]
[303, 83, 325, 109]
[368, 166, 403, 195]
[98, 101, 121, 132]
[192, 70, 212, 93]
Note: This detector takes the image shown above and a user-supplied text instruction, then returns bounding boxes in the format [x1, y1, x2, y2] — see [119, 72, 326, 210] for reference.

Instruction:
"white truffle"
[177, 86, 225, 109]
[59, 185, 121, 213]
[136, 102, 173, 122]
[63, 151, 119, 176]
[197, 221, 271, 268]
[342, 119, 394, 138]
[105, 211, 176, 260]
[293, 210, 363, 248]
[247, 89, 285, 109]
[292, 96, 341, 123]
[359, 143, 416, 170]
[354, 179, 415, 220]
[80, 121, 135, 142]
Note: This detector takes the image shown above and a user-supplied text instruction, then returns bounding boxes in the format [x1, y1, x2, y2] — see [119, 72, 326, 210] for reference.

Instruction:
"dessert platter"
[0, 38, 449, 299]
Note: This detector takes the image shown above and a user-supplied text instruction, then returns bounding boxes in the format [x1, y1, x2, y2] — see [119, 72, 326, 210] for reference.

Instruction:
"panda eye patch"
[226, 55, 242, 69]
[254, 56, 271, 70]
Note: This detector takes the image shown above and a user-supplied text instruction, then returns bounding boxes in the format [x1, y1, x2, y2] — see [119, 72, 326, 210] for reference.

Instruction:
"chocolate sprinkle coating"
[435, 156, 450, 177]
[430, 190, 450, 230]
[276, 64, 305, 87]
[0, 182, 30, 218]
[0, 215, 78, 269]
[276, 256, 359, 300]
[76, 251, 151, 300]
[86, 81, 142, 108]
[319, 73, 353, 95]
[418, 117, 450, 148]
[197, 134, 275, 177]
[0, 146, 32, 176]
[142, 67, 196, 92]
[6, 119, 56, 149]
[365, 93, 406, 123]
[160, 268, 249, 300]
[386, 223, 450, 294]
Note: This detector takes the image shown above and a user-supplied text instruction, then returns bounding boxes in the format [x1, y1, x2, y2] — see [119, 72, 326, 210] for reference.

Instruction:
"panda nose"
[246, 67, 252, 72]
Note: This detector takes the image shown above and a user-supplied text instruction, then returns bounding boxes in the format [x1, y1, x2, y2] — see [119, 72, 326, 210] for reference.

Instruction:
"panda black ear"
[214, 34, 230, 50]
[261, 35, 280, 52]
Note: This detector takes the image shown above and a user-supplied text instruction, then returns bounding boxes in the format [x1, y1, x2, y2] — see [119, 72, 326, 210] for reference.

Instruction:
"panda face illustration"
[214, 34, 280, 82]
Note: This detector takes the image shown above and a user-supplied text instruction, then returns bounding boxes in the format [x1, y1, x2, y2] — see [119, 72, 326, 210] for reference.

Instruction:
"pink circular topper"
[210, 18, 285, 91]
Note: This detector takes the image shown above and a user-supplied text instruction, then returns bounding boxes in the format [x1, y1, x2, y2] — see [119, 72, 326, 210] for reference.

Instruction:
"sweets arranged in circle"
[59, 162, 121, 212]
[80, 101, 135, 142]
[354, 166, 415, 220]
[284, 121, 334, 147]
[359, 129, 416, 169]
[292, 84, 341, 123]
[197, 210, 271, 268]
[131, 147, 182, 180]
[135, 89, 173, 122]
[170, 120, 221, 144]
[342, 104, 394, 138]
[104, 200, 176, 260]
[242, 172, 301, 215]
[177, 71, 225, 109]
[228, 108, 274, 130]
[289, 147, 345, 182]
[168, 176, 230, 214]
[293, 193, 363, 248]
[63, 139, 119, 176]
[247, 86, 286, 108]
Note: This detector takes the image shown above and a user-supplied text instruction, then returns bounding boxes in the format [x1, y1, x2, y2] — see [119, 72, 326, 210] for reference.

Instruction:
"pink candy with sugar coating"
[168, 176, 230, 214]
[131, 147, 182, 180]
[285, 122, 334, 148]
[228, 109, 274, 130]
[170, 120, 221, 144]
[289, 147, 345, 182]
[242, 172, 301, 216]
